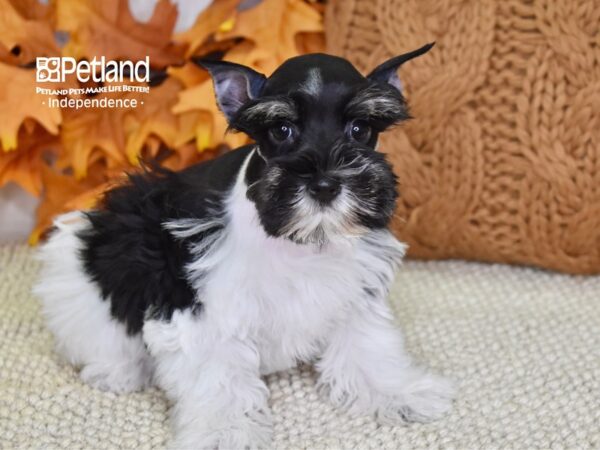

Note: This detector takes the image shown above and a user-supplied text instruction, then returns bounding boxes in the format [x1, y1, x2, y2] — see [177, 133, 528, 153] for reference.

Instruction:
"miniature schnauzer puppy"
[35, 43, 453, 449]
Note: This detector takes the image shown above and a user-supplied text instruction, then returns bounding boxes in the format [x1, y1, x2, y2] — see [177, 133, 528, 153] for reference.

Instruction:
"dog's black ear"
[367, 42, 434, 92]
[195, 59, 266, 121]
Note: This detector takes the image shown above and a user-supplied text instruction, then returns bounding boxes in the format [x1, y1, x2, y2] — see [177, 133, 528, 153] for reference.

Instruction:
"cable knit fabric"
[326, 0, 600, 274]
[1, 245, 600, 448]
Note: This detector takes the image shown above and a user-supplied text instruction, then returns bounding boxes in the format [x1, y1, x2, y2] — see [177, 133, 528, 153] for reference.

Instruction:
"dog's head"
[200, 44, 433, 245]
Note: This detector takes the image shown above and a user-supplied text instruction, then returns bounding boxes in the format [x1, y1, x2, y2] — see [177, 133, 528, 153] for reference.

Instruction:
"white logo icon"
[36, 56, 150, 83]
[36, 57, 62, 82]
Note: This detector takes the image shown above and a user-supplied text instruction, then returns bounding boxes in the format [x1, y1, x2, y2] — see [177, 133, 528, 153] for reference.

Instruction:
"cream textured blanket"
[1, 245, 599, 449]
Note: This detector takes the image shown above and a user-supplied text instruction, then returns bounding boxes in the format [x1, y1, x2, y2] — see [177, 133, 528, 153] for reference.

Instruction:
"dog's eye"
[349, 120, 372, 144]
[269, 122, 294, 143]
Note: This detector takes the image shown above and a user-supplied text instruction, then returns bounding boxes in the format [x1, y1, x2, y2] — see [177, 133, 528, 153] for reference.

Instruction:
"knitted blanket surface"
[1, 245, 600, 448]
[326, 0, 600, 274]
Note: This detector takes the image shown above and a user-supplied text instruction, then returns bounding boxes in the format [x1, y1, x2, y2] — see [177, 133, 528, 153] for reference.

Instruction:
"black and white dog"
[35, 44, 453, 449]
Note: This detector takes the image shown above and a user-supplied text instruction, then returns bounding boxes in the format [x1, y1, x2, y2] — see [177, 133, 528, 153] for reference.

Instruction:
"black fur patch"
[78, 146, 254, 334]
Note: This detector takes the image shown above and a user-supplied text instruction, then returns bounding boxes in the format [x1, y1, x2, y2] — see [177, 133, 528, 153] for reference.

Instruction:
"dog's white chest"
[184, 179, 366, 374]
[202, 213, 364, 374]
[251, 239, 363, 374]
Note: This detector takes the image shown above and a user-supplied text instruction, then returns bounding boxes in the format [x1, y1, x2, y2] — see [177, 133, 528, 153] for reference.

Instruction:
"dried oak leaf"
[124, 78, 198, 164]
[140, 138, 216, 172]
[0, 62, 62, 150]
[0, 42, 19, 65]
[54, 0, 185, 67]
[170, 59, 248, 152]
[59, 78, 197, 178]
[7, 0, 50, 21]
[215, 0, 324, 73]
[0, 0, 58, 64]
[30, 162, 120, 245]
[58, 92, 129, 179]
[175, 0, 240, 57]
[0, 0, 62, 150]
[0, 126, 59, 196]
[295, 31, 326, 54]
[161, 142, 217, 170]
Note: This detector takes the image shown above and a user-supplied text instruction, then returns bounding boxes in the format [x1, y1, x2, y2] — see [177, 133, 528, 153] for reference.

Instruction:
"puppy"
[35, 43, 453, 449]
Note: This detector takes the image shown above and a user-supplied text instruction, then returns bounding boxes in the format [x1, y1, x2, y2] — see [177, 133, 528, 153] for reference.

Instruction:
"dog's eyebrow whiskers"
[345, 85, 408, 123]
[237, 98, 298, 124]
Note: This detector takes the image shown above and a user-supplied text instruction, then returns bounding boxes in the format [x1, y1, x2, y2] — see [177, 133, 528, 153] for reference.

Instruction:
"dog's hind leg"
[34, 212, 153, 393]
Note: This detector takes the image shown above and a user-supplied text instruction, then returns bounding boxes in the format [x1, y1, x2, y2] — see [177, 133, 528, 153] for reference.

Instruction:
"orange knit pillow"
[326, 0, 600, 274]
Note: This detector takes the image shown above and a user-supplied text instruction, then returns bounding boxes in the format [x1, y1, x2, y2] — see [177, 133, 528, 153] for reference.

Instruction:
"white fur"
[241, 99, 298, 121]
[35, 151, 454, 449]
[317, 287, 454, 424]
[349, 84, 405, 117]
[281, 186, 366, 245]
[34, 212, 152, 393]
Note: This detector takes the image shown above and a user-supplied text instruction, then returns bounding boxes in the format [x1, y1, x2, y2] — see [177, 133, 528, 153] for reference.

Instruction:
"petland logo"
[36, 57, 150, 109]
[36, 56, 150, 83]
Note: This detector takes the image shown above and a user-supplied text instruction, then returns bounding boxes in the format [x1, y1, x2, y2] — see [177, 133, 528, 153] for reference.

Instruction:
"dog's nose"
[308, 177, 341, 204]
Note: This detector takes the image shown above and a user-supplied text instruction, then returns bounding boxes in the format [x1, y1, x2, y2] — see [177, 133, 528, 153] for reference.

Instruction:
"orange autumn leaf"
[58, 78, 201, 179]
[171, 67, 248, 152]
[0, 63, 62, 150]
[176, 0, 240, 57]
[160, 142, 215, 170]
[0, 0, 63, 153]
[7, 0, 50, 21]
[296, 31, 326, 54]
[216, 0, 323, 73]
[123, 78, 199, 164]
[139, 139, 217, 172]
[169, 61, 228, 151]
[0, 127, 59, 196]
[58, 95, 129, 179]
[54, 0, 185, 67]
[170, 25, 243, 152]
[0, 42, 19, 65]
[167, 61, 209, 87]
[0, 0, 59, 64]
[29, 164, 117, 245]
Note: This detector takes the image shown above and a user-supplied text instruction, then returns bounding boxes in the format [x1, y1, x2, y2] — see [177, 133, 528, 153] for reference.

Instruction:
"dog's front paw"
[375, 371, 455, 425]
[169, 410, 273, 450]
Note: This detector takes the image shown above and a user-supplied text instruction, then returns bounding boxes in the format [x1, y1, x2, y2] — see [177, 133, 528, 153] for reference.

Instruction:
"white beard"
[279, 186, 367, 246]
